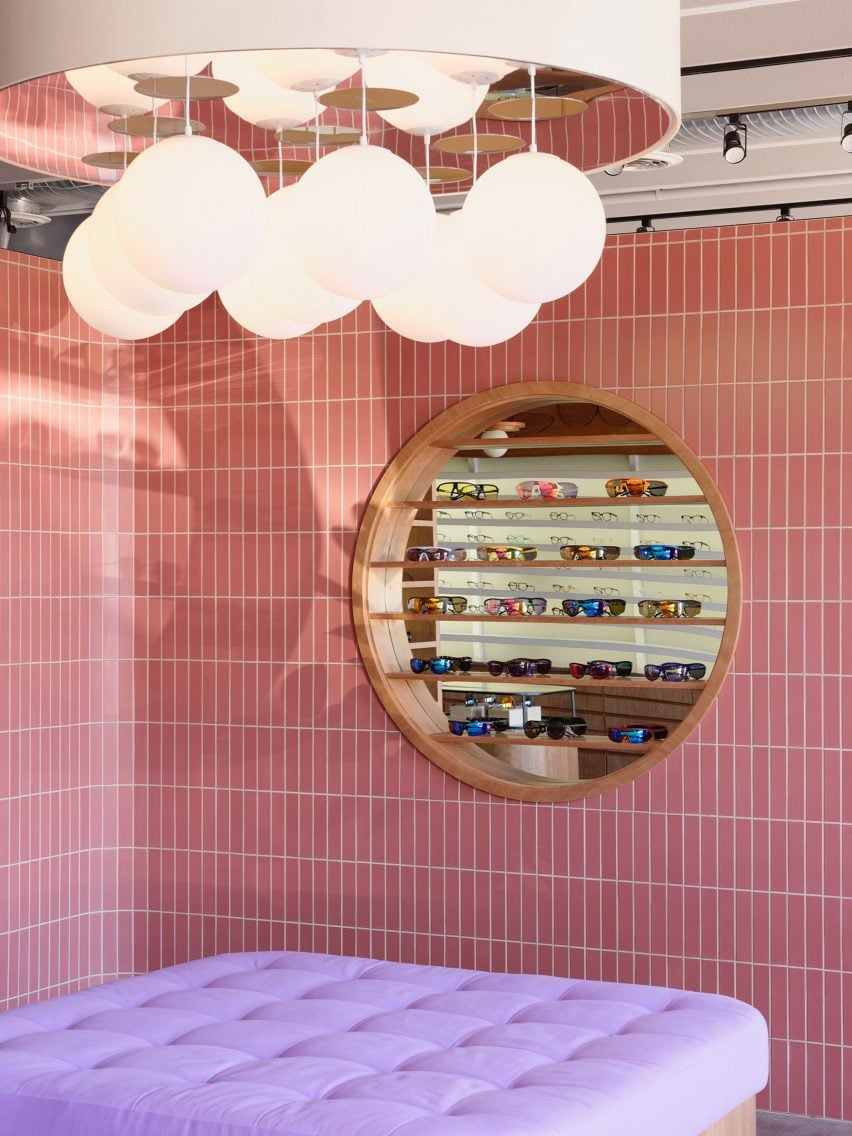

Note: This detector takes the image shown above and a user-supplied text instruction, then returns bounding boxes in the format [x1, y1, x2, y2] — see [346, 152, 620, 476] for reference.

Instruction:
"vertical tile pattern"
[0, 249, 134, 1005]
[2, 217, 850, 1119]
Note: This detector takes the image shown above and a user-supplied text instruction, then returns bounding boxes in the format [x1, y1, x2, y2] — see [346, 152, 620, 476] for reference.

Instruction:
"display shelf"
[377, 613, 727, 626]
[388, 672, 708, 690]
[433, 732, 656, 753]
[376, 559, 725, 569]
[391, 495, 709, 509]
[351, 380, 742, 803]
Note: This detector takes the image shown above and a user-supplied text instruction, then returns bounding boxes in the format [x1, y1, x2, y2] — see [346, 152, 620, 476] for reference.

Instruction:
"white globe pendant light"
[64, 65, 165, 115]
[218, 275, 318, 340]
[292, 144, 436, 301]
[113, 133, 267, 294]
[364, 51, 488, 135]
[62, 220, 179, 340]
[372, 213, 450, 343]
[429, 212, 539, 347]
[254, 49, 359, 92]
[225, 185, 358, 325]
[88, 187, 207, 316]
[110, 54, 212, 79]
[211, 53, 317, 129]
[425, 52, 516, 85]
[461, 151, 607, 304]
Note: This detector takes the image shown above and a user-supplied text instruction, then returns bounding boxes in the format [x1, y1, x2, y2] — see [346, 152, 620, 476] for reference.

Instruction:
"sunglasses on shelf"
[467, 534, 496, 543]
[635, 512, 662, 523]
[436, 482, 499, 500]
[633, 543, 696, 561]
[681, 514, 709, 524]
[684, 568, 712, 578]
[552, 598, 627, 617]
[449, 719, 494, 736]
[682, 540, 711, 551]
[516, 480, 578, 500]
[406, 596, 468, 614]
[569, 659, 633, 679]
[508, 580, 535, 591]
[487, 657, 552, 677]
[410, 655, 473, 675]
[503, 510, 530, 520]
[475, 545, 537, 561]
[483, 597, 547, 616]
[605, 478, 669, 498]
[591, 511, 619, 523]
[552, 582, 578, 593]
[524, 716, 588, 740]
[464, 509, 493, 520]
[559, 544, 621, 561]
[644, 662, 707, 682]
[593, 586, 621, 597]
[607, 723, 669, 744]
[638, 599, 702, 618]
[406, 546, 467, 562]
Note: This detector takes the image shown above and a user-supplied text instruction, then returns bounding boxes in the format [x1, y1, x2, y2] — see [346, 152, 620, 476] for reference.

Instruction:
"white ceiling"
[599, 0, 852, 231]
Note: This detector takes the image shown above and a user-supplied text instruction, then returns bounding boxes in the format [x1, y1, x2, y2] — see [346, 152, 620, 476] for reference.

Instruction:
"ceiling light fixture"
[775, 205, 794, 222]
[636, 217, 655, 233]
[841, 102, 852, 153]
[722, 114, 747, 164]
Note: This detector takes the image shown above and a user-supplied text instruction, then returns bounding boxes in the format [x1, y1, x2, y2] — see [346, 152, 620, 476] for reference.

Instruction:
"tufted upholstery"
[0, 951, 768, 1135]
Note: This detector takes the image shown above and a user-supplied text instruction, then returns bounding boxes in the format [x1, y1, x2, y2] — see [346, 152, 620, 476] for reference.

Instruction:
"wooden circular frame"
[352, 382, 741, 802]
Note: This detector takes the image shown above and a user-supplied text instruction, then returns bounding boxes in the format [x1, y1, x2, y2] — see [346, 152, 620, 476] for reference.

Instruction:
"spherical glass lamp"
[212, 53, 317, 129]
[429, 212, 539, 347]
[365, 51, 488, 135]
[218, 275, 318, 340]
[371, 213, 450, 342]
[113, 134, 267, 294]
[291, 143, 436, 301]
[425, 52, 516, 85]
[62, 220, 179, 340]
[228, 185, 358, 325]
[88, 187, 207, 316]
[64, 65, 165, 116]
[461, 151, 606, 304]
[255, 49, 359, 92]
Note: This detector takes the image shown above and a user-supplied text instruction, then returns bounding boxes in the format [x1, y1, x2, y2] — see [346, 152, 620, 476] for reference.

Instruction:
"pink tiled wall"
[1, 217, 850, 1117]
[0, 250, 136, 1003]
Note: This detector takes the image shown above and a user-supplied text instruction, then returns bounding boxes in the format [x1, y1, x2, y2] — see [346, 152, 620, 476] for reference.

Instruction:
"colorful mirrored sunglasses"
[638, 599, 702, 618]
[449, 719, 493, 736]
[644, 662, 707, 682]
[607, 723, 669, 744]
[633, 543, 696, 561]
[410, 656, 473, 674]
[560, 544, 621, 561]
[406, 596, 467, 614]
[487, 657, 552, 677]
[406, 546, 467, 562]
[524, 716, 588, 740]
[568, 660, 633, 679]
[483, 597, 547, 616]
[476, 545, 538, 561]
[553, 598, 626, 617]
[516, 480, 578, 500]
[605, 478, 669, 498]
[436, 482, 499, 500]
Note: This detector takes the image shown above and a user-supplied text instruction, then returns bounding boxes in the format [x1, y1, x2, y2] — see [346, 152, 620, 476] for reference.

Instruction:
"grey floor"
[758, 1114, 852, 1135]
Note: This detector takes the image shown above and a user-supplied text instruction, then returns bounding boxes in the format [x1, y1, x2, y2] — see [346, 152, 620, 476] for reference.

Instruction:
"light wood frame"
[352, 382, 742, 803]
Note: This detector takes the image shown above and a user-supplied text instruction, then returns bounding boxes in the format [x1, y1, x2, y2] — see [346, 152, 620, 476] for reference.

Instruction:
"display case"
[353, 382, 741, 802]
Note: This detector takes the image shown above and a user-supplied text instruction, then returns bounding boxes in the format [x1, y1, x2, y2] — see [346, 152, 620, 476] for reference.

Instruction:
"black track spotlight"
[636, 217, 656, 233]
[841, 103, 852, 153]
[722, 114, 747, 164]
[776, 205, 795, 222]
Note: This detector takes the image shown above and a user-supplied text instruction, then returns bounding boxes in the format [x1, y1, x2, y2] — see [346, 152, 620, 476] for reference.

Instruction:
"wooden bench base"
[701, 1098, 756, 1136]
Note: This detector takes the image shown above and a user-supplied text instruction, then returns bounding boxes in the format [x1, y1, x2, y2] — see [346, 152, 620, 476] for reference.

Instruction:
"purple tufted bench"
[0, 951, 768, 1136]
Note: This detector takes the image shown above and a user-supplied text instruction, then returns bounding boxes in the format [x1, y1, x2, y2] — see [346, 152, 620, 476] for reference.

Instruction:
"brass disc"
[81, 150, 140, 170]
[318, 86, 419, 112]
[414, 164, 472, 185]
[487, 95, 588, 121]
[276, 126, 361, 147]
[134, 75, 239, 100]
[251, 158, 313, 176]
[108, 115, 205, 137]
[433, 133, 526, 155]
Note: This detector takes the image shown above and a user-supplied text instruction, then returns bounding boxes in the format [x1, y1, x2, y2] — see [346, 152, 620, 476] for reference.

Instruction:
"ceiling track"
[682, 45, 852, 76]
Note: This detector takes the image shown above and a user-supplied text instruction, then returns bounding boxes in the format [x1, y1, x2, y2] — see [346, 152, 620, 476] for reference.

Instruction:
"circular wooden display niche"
[352, 382, 741, 802]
